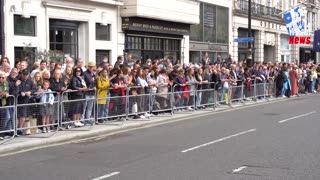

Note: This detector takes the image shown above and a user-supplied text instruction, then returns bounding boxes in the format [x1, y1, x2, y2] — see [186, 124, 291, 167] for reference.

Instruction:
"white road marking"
[181, 129, 256, 153]
[92, 172, 120, 180]
[232, 166, 247, 173]
[278, 111, 316, 124]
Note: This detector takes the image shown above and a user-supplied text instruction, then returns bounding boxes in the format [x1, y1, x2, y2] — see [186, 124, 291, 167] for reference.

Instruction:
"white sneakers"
[138, 113, 152, 119]
[145, 112, 152, 117]
[139, 115, 146, 119]
[74, 121, 84, 127]
[42, 127, 52, 133]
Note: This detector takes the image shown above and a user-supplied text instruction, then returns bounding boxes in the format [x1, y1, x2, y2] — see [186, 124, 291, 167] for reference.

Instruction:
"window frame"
[96, 23, 111, 41]
[14, 14, 36, 36]
[49, 20, 79, 60]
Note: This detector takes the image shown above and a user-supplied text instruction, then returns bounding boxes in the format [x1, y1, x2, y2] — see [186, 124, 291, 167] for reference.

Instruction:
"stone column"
[232, 26, 239, 62]
[275, 33, 281, 62]
[254, 30, 264, 63]
[290, 44, 299, 63]
[182, 35, 189, 64]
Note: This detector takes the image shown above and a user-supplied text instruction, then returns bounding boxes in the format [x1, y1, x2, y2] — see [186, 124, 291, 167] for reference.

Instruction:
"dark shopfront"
[122, 17, 190, 64]
[299, 47, 316, 64]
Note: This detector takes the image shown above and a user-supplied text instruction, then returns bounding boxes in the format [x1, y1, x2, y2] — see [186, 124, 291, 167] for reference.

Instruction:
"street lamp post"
[247, 0, 253, 67]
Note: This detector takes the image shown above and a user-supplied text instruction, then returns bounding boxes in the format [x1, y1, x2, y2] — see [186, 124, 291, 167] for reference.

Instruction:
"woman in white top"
[136, 68, 151, 118]
[157, 69, 170, 109]
[186, 68, 197, 110]
[147, 69, 158, 113]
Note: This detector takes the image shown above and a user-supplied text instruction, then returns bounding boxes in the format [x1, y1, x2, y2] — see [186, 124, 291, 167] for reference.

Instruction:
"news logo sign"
[283, 7, 311, 44]
[289, 36, 311, 44]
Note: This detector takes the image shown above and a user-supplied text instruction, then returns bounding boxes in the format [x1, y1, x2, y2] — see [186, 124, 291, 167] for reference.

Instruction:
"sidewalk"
[0, 95, 308, 155]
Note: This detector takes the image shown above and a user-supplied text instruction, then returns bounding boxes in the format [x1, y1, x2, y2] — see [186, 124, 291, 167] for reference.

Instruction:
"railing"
[235, 0, 282, 20]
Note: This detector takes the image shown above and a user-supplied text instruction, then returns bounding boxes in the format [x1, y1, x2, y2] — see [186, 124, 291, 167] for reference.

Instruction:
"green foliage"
[22, 43, 64, 63]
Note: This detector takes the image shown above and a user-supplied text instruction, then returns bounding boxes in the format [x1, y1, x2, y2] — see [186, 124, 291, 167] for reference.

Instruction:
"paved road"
[0, 95, 320, 180]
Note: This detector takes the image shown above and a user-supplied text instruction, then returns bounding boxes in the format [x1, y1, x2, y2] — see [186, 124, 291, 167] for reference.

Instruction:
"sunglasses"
[76, 70, 81, 72]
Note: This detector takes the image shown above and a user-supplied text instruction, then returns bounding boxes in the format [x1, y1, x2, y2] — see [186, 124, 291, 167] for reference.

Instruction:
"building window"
[96, 23, 111, 41]
[238, 29, 249, 48]
[190, 3, 228, 44]
[49, 19, 79, 60]
[190, 5, 203, 41]
[280, 35, 289, 50]
[216, 6, 228, 44]
[144, 37, 162, 51]
[125, 35, 181, 63]
[203, 4, 216, 42]
[312, 12, 315, 32]
[190, 51, 201, 64]
[14, 15, 36, 36]
[127, 36, 142, 49]
[14, 46, 36, 72]
[96, 50, 110, 65]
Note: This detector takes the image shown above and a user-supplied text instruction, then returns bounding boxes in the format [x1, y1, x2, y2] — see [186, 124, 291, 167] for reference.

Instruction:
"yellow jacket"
[96, 75, 109, 104]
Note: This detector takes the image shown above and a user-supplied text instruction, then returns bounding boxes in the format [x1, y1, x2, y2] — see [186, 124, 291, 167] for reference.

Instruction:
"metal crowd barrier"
[254, 80, 266, 100]
[215, 80, 231, 106]
[60, 89, 95, 131]
[152, 91, 173, 115]
[16, 92, 60, 136]
[243, 79, 256, 102]
[96, 87, 127, 125]
[228, 80, 244, 107]
[196, 82, 216, 111]
[265, 80, 276, 98]
[0, 79, 308, 144]
[172, 83, 196, 113]
[127, 86, 151, 120]
[0, 95, 15, 144]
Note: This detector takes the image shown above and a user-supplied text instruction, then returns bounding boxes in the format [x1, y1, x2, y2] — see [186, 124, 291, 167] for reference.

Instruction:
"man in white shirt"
[30, 60, 47, 78]
[75, 58, 87, 72]
[0, 62, 11, 76]
[61, 57, 74, 73]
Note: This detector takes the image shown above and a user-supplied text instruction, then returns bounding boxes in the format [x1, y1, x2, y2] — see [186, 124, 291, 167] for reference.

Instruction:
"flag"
[283, 7, 305, 36]
[313, 29, 320, 52]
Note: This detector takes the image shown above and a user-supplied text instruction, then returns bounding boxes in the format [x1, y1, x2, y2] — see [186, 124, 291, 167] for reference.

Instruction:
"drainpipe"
[0, 0, 5, 56]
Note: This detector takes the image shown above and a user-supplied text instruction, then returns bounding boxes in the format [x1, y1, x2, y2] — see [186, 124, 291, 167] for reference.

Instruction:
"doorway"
[49, 19, 79, 61]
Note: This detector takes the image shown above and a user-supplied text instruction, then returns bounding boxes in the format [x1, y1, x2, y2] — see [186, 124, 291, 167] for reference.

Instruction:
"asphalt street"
[0, 95, 320, 180]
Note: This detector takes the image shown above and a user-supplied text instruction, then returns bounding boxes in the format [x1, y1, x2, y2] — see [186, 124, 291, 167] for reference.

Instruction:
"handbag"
[182, 86, 190, 100]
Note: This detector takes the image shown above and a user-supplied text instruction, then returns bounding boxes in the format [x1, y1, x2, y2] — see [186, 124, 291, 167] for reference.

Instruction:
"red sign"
[288, 36, 311, 44]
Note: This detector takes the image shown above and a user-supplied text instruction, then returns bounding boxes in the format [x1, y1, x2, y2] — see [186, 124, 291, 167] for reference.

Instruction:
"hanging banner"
[313, 29, 320, 52]
[283, 7, 305, 36]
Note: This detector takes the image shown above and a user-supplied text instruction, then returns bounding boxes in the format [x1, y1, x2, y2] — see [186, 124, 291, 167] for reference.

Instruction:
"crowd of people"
[0, 53, 319, 139]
